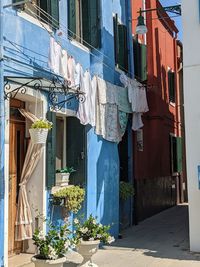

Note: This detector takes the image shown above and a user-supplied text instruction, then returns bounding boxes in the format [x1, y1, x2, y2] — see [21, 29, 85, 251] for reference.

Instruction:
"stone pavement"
[9, 204, 200, 267]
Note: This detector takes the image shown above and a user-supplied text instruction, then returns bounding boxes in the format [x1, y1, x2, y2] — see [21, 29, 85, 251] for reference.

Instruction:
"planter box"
[56, 173, 70, 186]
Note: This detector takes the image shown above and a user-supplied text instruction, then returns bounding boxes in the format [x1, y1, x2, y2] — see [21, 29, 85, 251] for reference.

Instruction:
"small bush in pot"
[31, 118, 53, 130]
[32, 223, 72, 267]
[52, 185, 85, 214]
[56, 166, 76, 174]
[73, 215, 115, 267]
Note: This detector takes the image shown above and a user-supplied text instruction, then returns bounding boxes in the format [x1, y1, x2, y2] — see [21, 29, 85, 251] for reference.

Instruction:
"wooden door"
[8, 104, 26, 256]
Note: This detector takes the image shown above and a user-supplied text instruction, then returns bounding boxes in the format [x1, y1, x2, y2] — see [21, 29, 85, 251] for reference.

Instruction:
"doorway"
[8, 100, 26, 256]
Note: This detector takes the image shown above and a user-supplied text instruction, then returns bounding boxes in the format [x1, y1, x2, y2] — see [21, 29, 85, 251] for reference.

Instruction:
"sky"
[159, 0, 182, 40]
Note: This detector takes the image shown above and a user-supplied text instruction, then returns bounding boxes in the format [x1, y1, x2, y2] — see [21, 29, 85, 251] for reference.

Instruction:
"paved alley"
[10, 203, 200, 267]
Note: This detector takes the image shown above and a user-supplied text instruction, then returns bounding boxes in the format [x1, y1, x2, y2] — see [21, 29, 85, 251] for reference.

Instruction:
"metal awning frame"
[4, 76, 85, 111]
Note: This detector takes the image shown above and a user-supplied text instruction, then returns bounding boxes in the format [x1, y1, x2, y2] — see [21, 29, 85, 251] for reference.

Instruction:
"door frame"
[4, 87, 48, 264]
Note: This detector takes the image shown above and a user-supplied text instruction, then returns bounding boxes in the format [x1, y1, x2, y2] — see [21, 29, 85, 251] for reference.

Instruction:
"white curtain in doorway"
[15, 109, 43, 241]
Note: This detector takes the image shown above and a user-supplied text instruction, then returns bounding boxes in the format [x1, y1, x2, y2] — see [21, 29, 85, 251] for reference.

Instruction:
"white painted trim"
[4, 99, 10, 267]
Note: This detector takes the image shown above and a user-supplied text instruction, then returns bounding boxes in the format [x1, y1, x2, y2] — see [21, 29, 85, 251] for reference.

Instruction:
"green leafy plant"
[73, 215, 115, 244]
[52, 186, 85, 213]
[56, 166, 76, 174]
[119, 181, 134, 201]
[31, 118, 53, 130]
[32, 222, 72, 260]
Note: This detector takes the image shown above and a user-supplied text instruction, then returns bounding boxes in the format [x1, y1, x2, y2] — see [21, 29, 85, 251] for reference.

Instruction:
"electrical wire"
[28, 3, 135, 78]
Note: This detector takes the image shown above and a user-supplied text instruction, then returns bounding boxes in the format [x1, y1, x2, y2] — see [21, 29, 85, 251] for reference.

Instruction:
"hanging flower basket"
[29, 128, 49, 144]
[29, 118, 53, 145]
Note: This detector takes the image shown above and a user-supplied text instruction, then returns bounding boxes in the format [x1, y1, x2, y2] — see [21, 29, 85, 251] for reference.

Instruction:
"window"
[68, 0, 101, 49]
[170, 135, 182, 174]
[46, 112, 86, 189]
[13, 0, 59, 29]
[168, 70, 175, 103]
[133, 39, 147, 82]
[113, 14, 129, 72]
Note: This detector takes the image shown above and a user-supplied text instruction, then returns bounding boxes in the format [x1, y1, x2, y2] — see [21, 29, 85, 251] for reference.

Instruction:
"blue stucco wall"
[1, 1, 133, 263]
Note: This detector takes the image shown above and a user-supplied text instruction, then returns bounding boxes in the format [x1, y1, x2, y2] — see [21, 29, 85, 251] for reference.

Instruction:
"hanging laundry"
[116, 85, 132, 113]
[119, 110, 129, 137]
[60, 49, 68, 80]
[77, 70, 90, 125]
[120, 72, 149, 131]
[48, 37, 62, 75]
[95, 79, 121, 143]
[67, 56, 76, 88]
[88, 76, 97, 127]
[74, 63, 84, 89]
[97, 77, 117, 104]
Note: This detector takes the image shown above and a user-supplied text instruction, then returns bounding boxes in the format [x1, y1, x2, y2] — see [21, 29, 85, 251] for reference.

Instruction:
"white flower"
[97, 234, 101, 239]
[74, 218, 79, 224]
[99, 224, 103, 228]
[38, 231, 45, 240]
[107, 236, 115, 244]
[80, 227, 88, 234]
[64, 240, 70, 249]
[92, 219, 97, 225]
[89, 237, 94, 241]
[48, 245, 58, 260]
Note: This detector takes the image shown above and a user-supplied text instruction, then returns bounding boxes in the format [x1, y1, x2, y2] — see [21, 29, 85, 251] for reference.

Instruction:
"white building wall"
[182, 0, 200, 252]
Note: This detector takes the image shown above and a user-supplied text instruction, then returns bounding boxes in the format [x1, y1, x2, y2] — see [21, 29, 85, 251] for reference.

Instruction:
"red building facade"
[131, 0, 184, 222]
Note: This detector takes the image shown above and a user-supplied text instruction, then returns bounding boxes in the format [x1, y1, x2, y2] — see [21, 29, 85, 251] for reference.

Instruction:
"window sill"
[69, 39, 90, 53]
[17, 10, 53, 34]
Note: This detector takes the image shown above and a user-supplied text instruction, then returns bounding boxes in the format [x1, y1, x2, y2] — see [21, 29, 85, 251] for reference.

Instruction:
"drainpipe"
[0, 0, 5, 266]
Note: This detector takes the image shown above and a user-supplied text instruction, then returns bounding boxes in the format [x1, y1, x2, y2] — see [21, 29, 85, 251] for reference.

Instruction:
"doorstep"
[8, 253, 34, 267]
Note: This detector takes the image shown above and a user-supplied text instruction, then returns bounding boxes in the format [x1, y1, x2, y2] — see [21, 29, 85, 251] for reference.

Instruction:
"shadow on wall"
[96, 136, 119, 236]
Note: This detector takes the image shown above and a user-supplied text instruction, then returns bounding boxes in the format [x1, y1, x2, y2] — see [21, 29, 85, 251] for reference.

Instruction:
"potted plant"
[119, 181, 134, 235]
[56, 167, 76, 186]
[31, 223, 72, 267]
[73, 215, 115, 267]
[29, 118, 53, 144]
[52, 185, 85, 214]
[119, 181, 134, 201]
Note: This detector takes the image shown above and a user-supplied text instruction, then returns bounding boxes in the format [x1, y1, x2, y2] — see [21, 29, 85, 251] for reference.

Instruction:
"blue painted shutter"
[68, 0, 76, 38]
[46, 111, 56, 189]
[82, 0, 100, 48]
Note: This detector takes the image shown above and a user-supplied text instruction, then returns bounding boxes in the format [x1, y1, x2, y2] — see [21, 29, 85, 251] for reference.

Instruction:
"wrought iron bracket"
[4, 76, 85, 111]
[138, 4, 181, 16]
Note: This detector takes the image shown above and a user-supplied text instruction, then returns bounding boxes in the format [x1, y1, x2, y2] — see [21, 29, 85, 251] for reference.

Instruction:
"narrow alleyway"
[10, 204, 200, 267]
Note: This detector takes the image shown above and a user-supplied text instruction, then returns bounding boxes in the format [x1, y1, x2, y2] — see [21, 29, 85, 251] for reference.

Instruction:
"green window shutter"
[168, 71, 175, 103]
[82, 0, 100, 48]
[140, 44, 147, 82]
[49, 0, 59, 29]
[118, 24, 128, 72]
[46, 111, 56, 189]
[176, 137, 182, 172]
[66, 117, 86, 186]
[113, 14, 119, 64]
[68, 0, 76, 38]
[133, 39, 140, 79]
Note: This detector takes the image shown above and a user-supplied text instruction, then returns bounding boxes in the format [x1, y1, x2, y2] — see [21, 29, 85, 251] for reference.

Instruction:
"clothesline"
[28, 3, 144, 82]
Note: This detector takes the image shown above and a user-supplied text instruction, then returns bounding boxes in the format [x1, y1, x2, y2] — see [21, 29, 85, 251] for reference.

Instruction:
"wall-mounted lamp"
[136, 4, 181, 35]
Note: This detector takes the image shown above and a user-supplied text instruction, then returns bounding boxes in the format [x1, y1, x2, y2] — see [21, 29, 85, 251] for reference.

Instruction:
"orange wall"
[131, 0, 181, 180]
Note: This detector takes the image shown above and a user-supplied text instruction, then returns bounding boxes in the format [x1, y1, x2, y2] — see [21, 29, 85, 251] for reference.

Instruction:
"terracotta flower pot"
[31, 256, 66, 267]
[29, 128, 49, 144]
[76, 240, 100, 267]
